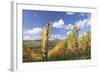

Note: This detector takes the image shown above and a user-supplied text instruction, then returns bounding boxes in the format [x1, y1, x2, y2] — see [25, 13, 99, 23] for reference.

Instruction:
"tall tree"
[78, 32, 91, 59]
[67, 26, 79, 59]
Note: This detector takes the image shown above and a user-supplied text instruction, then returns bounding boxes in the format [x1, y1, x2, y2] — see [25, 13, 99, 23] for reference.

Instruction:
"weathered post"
[76, 28, 80, 59]
[41, 21, 52, 61]
[45, 21, 52, 61]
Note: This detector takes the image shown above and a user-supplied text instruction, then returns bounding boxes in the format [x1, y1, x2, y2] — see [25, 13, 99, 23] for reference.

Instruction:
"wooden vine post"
[41, 21, 52, 61]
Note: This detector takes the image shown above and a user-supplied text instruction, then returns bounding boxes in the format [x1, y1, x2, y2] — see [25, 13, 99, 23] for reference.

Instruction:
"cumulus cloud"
[75, 18, 91, 29]
[53, 19, 74, 30]
[53, 17, 91, 30]
[23, 27, 42, 40]
[75, 19, 87, 29]
[65, 24, 73, 30]
[26, 27, 42, 35]
[76, 13, 91, 29]
[53, 19, 65, 28]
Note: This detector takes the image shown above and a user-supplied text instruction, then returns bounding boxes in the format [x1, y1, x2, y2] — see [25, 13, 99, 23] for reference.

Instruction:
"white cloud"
[60, 36, 66, 40]
[53, 17, 91, 30]
[75, 19, 86, 29]
[23, 35, 42, 40]
[66, 12, 75, 15]
[23, 27, 42, 40]
[65, 24, 73, 30]
[75, 18, 91, 29]
[53, 19, 74, 30]
[53, 19, 65, 28]
[67, 31, 71, 35]
[50, 34, 60, 40]
[76, 13, 91, 29]
[50, 34, 65, 40]
[26, 27, 42, 35]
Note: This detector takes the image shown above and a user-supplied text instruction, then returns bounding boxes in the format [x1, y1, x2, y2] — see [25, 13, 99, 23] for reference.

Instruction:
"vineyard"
[23, 25, 91, 62]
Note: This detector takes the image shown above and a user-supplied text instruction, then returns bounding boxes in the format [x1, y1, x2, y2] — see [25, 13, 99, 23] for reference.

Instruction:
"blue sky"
[23, 10, 91, 40]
